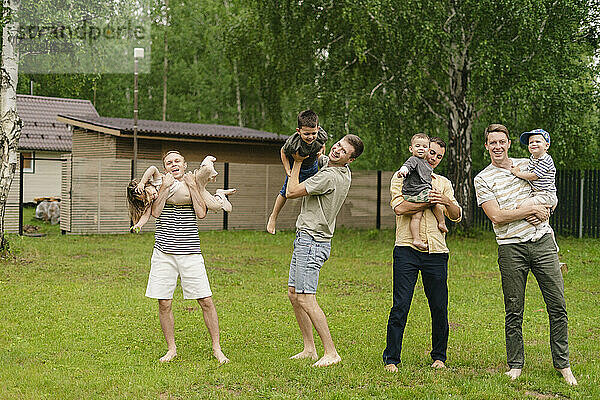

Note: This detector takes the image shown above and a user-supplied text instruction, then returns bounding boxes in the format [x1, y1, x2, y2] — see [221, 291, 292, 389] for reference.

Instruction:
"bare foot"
[159, 349, 177, 363]
[214, 348, 230, 364]
[431, 360, 446, 368]
[384, 363, 398, 372]
[413, 240, 428, 251]
[266, 214, 276, 234]
[556, 367, 578, 386]
[505, 368, 522, 380]
[313, 352, 341, 367]
[438, 223, 448, 233]
[290, 350, 319, 360]
[215, 189, 235, 212]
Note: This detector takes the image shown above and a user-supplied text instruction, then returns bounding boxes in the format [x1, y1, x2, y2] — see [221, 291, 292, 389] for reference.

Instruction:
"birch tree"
[0, 0, 22, 252]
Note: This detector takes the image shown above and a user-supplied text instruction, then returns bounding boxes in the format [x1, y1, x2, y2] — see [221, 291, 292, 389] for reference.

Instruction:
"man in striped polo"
[474, 124, 576, 385]
[147, 151, 229, 364]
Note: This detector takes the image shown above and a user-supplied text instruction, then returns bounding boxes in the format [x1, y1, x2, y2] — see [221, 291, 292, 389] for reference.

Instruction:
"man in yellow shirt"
[383, 137, 462, 372]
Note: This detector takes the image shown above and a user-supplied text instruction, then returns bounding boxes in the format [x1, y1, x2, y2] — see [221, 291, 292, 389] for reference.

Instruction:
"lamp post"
[133, 47, 144, 177]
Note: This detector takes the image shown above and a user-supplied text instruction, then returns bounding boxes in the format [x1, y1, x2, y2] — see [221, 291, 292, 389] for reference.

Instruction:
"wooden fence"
[474, 169, 600, 238]
[59, 158, 397, 234]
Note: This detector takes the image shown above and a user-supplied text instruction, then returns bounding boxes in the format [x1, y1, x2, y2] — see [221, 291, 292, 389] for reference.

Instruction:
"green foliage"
[1, 230, 599, 398]
[14, 0, 600, 173]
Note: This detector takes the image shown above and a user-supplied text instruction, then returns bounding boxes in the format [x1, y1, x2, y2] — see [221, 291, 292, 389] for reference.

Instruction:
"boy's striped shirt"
[154, 204, 202, 254]
[474, 159, 551, 244]
[528, 153, 556, 193]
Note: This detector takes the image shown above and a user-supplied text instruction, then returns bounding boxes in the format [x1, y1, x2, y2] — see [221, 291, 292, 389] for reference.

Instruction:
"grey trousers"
[497, 233, 570, 369]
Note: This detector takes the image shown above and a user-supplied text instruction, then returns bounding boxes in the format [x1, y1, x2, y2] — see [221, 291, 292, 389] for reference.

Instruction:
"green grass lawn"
[21, 205, 61, 236]
[1, 229, 599, 399]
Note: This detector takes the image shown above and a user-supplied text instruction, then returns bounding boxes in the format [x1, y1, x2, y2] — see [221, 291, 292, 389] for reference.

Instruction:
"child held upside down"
[397, 133, 448, 251]
[266, 109, 328, 234]
[127, 155, 236, 232]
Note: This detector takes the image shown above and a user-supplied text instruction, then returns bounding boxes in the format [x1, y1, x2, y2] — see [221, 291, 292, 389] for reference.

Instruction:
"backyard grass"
[1, 229, 599, 399]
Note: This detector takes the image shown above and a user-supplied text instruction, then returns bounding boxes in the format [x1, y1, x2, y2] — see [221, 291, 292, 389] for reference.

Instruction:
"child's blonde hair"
[126, 179, 151, 224]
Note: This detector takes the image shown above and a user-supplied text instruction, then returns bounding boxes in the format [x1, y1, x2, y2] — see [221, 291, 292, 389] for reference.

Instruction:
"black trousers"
[383, 246, 449, 365]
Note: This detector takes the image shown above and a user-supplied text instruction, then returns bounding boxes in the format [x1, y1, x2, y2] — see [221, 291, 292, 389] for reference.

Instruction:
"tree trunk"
[233, 60, 243, 127]
[446, 43, 474, 229]
[0, 0, 23, 252]
[162, 0, 169, 121]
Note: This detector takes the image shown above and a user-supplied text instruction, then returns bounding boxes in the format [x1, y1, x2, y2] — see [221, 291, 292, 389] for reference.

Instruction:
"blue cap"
[520, 129, 550, 146]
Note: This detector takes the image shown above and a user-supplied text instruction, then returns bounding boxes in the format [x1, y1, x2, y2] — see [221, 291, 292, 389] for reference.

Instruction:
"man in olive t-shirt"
[284, 134, 364, 367]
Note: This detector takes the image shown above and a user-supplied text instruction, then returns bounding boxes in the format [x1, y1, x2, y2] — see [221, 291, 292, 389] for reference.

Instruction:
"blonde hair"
[411, 133, 429, 144]
[126, 179, 151, 224]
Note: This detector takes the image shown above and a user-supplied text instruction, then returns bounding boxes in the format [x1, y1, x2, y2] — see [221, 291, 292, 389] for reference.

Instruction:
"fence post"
[579, 170, 584, 238]
[376, 170, 381, 230]
[223, 162, 229, 231]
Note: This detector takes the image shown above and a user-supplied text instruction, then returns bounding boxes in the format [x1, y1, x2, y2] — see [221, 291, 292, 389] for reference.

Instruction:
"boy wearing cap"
[510, 129, 557, 241]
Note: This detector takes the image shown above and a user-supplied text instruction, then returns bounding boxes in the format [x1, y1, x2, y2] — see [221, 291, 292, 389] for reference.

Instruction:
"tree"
[0, 0, 23, 252]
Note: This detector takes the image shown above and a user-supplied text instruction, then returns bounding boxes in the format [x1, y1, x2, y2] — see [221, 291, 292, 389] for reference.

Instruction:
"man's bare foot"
[313, 352, 341, 367]
[413, 240, 428, 251]
[159, 349, 177, 363]
[290, 350, 319, 360]
[266, 214, 276, 234]
[438, 223, 449, 233]
[384, 363, 398, 372]
[556, 367, 578, 386]
[505, 368, 522, 380]
[214, 348, 230, 364]
[431, 360, 446, 368]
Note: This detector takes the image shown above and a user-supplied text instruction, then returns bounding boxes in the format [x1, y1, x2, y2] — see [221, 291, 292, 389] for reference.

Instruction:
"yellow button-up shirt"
[391, 172, 462, 253]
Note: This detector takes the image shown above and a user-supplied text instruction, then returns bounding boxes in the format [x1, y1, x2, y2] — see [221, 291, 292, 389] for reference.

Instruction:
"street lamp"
[133, 47, 144, 177]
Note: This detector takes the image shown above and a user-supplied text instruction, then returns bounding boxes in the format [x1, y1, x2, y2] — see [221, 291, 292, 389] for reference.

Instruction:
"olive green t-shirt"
[296, 157, 352, 242]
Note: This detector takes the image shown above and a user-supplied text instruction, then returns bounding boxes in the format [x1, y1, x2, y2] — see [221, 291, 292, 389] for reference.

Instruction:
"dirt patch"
[524, 390, 562, 399]
[184, 306, 198, 312]
[448, 321, 463, 330]
[211, 267, 238, 274]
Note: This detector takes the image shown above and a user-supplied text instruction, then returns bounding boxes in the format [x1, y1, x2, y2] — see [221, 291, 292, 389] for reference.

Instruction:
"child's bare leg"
[432, 204, 448, 233]
[410, 211, 428, 250]
[267, 194, 286, 234]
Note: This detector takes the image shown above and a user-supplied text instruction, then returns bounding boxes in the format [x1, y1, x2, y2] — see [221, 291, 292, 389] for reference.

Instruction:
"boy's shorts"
[280, 161, 319, 198]
[288, 230, 331, 294]
[531, 190, 558, 208]
[146, 248, 212, 300]
[404, 188, 431, 203]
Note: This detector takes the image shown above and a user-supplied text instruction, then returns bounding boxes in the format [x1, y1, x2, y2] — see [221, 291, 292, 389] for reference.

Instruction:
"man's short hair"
[484, 124, 510, 143]
[297, 109, 319, 129]
[411, 133, 429, 144]
[162, 150, 185, 166]
[429, 136, 446, 149]
[343, 134, 364, 159]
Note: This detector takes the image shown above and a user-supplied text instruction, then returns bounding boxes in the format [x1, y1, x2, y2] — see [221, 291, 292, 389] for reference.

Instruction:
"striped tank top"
[154, 204, 202, 255]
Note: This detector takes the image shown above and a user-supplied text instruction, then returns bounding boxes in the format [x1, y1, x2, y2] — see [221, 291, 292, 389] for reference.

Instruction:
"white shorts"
[145, 248, 212, 300]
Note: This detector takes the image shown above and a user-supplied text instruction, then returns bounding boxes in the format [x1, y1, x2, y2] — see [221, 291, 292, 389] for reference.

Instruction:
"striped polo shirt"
[154, 204, 202, 255]
[527, 153, 556, 192]
[474, 159, 551, 244]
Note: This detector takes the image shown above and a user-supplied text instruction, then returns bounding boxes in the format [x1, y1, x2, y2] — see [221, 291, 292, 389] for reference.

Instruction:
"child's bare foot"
[290, 350, 318, 360]
[431, 360, 446, 368]
[159, 349, 177, 363]
[266, 214, 276, 234]
[413, 240, 428, 251]
[215, 189, 236, 212]
[214, 348, 230, 364]
[312, 352, 341, 367]
[556, 367, 577, 385]
[438, 222, 448, 233]
[384, 363, 398, 372]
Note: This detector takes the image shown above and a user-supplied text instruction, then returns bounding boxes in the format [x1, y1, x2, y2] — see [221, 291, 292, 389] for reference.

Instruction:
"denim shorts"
[279, 161, 319, 197]
[288, 230, 331, 294]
